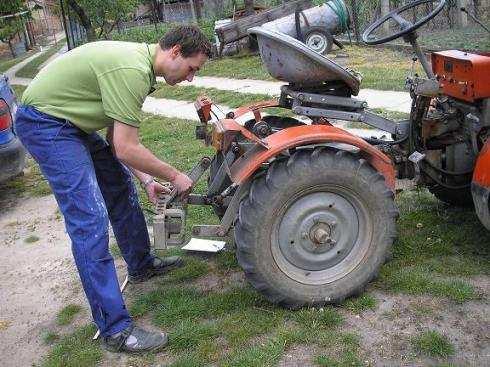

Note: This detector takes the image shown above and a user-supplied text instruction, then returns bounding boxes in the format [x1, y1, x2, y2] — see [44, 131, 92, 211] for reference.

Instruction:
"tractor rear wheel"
[234, 148, 398, 308]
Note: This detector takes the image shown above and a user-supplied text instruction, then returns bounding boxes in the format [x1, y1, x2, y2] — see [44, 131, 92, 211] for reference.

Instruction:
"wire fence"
[48, 0, 490, 52]
[348, 0, 489, 40]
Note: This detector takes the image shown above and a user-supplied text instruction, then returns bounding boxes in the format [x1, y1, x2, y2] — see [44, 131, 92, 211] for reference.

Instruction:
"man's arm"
[107, 122, 192, 195]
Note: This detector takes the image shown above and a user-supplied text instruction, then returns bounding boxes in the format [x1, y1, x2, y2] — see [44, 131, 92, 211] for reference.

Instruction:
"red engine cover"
[431, 50, 490, 102]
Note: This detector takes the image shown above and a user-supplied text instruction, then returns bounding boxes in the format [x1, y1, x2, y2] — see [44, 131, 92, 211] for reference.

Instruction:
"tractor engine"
[408, 50, 490, 205]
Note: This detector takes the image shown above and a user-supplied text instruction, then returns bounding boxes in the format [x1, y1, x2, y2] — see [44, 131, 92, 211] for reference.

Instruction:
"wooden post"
[456, 0, 468, 27]
[189, 0, 197, 23]
[380, 0, 390, 35]
[245, 0, 255, 16]
[350, 0, 360, 42]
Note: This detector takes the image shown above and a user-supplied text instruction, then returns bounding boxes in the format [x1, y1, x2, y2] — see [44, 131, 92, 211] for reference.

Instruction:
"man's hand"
[171, 172, 193, 199]
[144, 180, 171, 204]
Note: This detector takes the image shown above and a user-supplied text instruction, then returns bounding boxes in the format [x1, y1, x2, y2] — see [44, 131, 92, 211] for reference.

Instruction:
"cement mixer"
[214, 0, 350, 56]
[262, 0, 350, 54]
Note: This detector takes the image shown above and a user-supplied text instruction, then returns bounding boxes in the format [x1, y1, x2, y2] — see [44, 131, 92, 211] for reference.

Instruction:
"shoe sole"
[103, 335, 168, 354]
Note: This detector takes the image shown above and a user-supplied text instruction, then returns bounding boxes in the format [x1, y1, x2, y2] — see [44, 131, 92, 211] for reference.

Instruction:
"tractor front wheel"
[234, 148, 398, 308]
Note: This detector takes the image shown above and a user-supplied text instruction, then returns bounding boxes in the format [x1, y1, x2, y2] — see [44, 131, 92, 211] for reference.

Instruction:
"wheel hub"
[310, 222, 333, 246]
[271, 187, 371, 285]
[276, 191, 359, 272]
[306, 33, 327, 53]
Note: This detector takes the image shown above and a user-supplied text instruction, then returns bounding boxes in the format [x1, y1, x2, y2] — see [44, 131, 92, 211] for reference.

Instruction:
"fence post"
[455, 0, 468, 27]
[350, 0, 360, 42]
[189, 0, 197, 23]
[380, 0, 390, 35]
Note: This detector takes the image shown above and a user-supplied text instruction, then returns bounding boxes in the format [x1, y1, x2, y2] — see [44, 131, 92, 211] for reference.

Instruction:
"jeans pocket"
[53, 123, 91, 173]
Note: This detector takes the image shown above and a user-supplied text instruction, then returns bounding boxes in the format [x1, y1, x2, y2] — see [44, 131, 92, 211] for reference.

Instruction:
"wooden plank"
[215, 0, 313, 45]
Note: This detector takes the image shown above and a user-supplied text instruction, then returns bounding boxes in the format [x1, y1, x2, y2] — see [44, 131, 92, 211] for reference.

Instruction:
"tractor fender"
[230, 124, 395, 190]
[472, 140, 490, 230]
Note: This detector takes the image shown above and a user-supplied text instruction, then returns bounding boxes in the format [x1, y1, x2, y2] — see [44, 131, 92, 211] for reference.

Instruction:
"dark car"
[0, 74, 26, 182]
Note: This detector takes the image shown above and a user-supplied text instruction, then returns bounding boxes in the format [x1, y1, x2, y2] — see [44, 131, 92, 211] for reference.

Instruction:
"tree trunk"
[67, 0, 96, 41]
[380, 0, 390, 35]
[244, 0, 255, 16]
[350, 0, 360, 42]
[26, 20, 36, 47]
[7, 39, 15, 58]
[189, 0, 197, 22]
[194, 0, 202, 20]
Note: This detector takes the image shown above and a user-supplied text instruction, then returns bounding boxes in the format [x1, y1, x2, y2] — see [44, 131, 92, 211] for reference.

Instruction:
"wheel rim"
[306, 32, 328, 54]
[271, 185, 372, 286]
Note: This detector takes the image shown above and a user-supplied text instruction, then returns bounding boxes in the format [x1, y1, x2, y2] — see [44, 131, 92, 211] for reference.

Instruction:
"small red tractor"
[154, 0, 490, 308]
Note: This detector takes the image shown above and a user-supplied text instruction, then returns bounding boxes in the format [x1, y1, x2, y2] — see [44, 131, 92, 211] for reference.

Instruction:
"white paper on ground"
[182, 238, 226, 252]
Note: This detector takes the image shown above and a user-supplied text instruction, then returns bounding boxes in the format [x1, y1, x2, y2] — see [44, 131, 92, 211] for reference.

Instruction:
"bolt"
[301, 232, 308, 239]
[314, 228, 330, 244]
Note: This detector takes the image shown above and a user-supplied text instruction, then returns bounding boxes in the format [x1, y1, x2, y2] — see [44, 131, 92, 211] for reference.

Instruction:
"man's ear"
[170, 44, 182, 59]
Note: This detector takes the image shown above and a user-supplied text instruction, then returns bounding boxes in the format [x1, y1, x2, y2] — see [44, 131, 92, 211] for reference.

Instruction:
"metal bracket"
[408, 151, 426, 184]
[153, 157, 211, 250]
[284, 86, 408, 136]
[190, 180, 252, 239]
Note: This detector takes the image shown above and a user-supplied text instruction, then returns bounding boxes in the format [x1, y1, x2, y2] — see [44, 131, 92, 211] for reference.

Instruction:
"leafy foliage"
[66, 0, 139, 40]
[0, 0, 26, 57]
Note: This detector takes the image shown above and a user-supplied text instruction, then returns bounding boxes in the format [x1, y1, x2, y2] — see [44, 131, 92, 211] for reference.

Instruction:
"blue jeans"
[15, 105, 153, 336]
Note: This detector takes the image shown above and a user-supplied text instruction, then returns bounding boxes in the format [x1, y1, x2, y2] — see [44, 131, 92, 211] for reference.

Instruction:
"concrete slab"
[4, 51, 46, 86]
[142, 96, 390, 140]
[158, 75, 412, 113]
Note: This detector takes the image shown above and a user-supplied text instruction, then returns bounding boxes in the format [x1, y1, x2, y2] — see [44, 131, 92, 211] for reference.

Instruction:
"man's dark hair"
[159, 25, 212, 58]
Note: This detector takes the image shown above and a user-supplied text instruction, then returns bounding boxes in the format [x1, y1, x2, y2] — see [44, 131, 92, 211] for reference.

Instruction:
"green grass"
[199, 45, 421, 91]
[377, 188, 490, 302]
[201, 52, 273, 81]
[41, 324, 102, 367]
[314, 332, 364, 367]
[221, 335, 286, 367]
[0, 50, 36, 73]
[166, 256, 210, 282]
[343, 294, 377, 314]
[56, 304, 82, 326]
[220, 308, 284, 348]
[15, 40, 66, 79]
[315, 352, 364, 367]
[0, 157, 52, 198]
[216, 250, 241, 273]
[412, 330, 455, 358]
[418, 26, 490, 52]
[126, 261, 357, 366]
[41, 330, 60, 345]
[24, 235, 40, 243]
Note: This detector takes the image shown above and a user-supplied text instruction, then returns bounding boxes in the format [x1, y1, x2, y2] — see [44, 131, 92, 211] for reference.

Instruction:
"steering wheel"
[362, 0, 446, 45]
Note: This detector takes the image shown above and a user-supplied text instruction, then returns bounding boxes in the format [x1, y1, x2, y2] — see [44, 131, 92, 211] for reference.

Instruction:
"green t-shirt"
[22, 41, 157, 133]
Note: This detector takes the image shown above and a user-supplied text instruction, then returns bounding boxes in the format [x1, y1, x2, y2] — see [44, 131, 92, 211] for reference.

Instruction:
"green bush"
[111, 19, 216, 44]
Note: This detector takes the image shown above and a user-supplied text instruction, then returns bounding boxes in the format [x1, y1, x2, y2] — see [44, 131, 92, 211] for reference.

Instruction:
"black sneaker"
[128, 256, 184, 284]
[103, 325, 168, 353]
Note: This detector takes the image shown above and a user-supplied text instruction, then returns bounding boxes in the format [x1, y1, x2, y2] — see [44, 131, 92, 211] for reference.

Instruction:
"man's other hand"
[171, 172, 193, 199]
[145, 180, 171, 204]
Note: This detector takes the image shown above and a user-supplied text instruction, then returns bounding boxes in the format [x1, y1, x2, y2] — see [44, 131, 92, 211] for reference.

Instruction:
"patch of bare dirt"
[343, 288, 490, 366]
[0, 194, 85, 367]
[278, 344, 318, 367]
